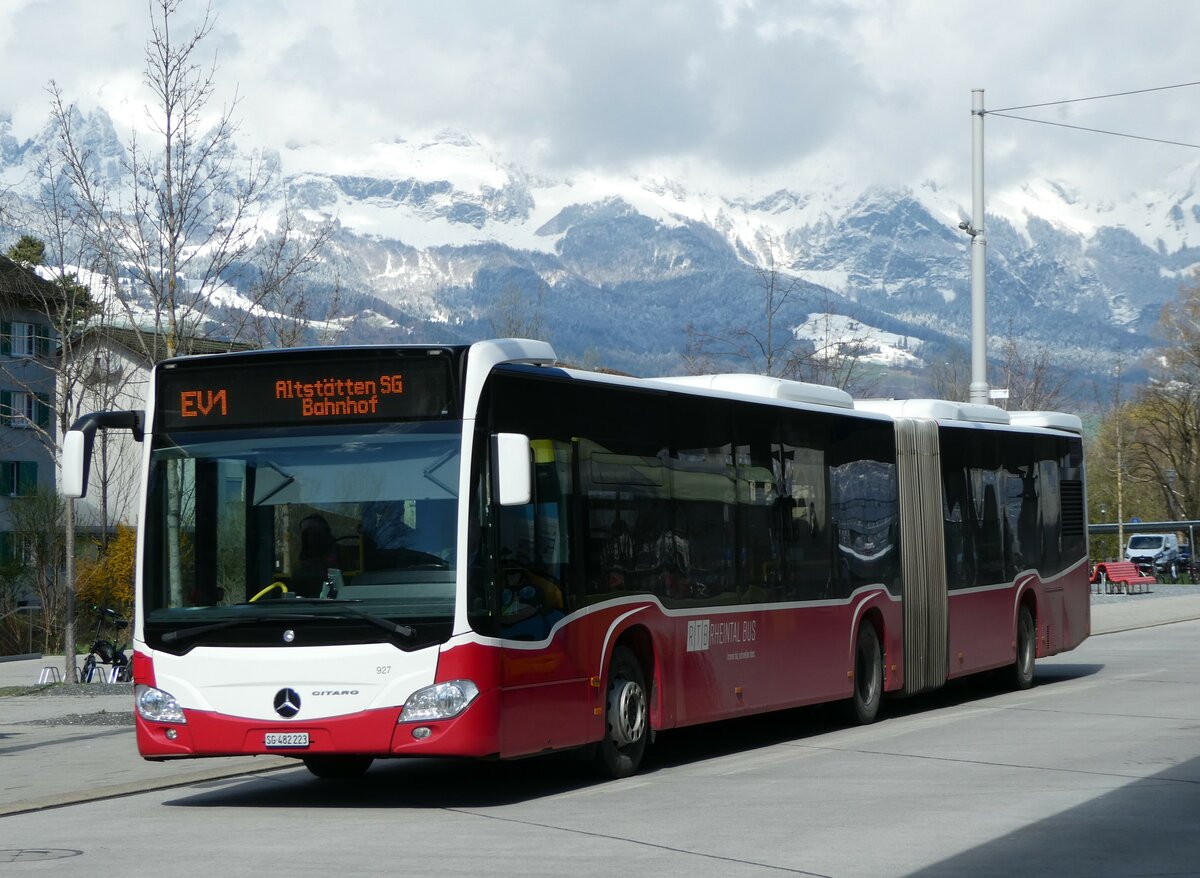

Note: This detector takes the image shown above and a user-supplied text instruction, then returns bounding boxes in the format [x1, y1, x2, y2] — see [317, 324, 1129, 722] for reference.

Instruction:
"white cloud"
[3, 0, 1200, 208]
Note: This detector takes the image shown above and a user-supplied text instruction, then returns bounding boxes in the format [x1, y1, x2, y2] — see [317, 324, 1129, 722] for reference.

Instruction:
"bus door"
[495, 440, 591, 757]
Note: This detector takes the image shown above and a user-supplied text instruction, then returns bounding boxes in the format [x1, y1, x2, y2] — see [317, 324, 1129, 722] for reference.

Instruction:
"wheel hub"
[608, 677, 647, 747]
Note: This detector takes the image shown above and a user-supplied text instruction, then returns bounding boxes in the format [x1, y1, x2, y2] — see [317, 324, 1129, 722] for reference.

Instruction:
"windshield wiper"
[336, 605, 416, 638]
[271, 599, 417, 638]
[161, 603, 415, 645]
[162, 613, 320, 644]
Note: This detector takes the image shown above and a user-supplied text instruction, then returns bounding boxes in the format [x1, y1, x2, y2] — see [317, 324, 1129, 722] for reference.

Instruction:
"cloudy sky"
[3, 0, 1200, 206]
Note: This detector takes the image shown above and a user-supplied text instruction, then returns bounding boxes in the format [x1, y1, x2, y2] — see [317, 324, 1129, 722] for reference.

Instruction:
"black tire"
[80, 655, 96, 684]
[848, 623, 883, 725]
[302, 755, 374, 780]
[594, 645, 649, 779]
[1009, 605, 1036, 691]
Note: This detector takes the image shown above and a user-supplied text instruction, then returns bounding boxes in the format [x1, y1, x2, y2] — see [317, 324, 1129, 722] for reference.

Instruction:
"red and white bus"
[62, 339, 1089, 779]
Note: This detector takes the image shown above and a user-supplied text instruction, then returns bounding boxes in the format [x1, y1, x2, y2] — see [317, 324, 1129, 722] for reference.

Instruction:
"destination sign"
[156, 352, 455, 431]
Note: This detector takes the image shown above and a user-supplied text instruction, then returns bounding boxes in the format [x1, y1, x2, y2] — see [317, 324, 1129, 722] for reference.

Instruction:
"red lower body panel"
[136, 688, 502, 760]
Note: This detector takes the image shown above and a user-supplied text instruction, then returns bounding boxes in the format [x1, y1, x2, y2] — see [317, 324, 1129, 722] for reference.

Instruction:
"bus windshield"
[140, 421, 462, 652]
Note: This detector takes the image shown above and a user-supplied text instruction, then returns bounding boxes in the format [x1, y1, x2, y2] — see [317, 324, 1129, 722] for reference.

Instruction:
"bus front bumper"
[135, 687, 502, 761]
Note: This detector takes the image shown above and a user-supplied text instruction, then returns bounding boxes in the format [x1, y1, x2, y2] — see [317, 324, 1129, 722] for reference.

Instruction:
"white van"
[1124, 533, 1180, 575]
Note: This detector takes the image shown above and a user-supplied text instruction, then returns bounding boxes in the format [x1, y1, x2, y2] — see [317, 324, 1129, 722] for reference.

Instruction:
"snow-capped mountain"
[4, 106, 1199, 393]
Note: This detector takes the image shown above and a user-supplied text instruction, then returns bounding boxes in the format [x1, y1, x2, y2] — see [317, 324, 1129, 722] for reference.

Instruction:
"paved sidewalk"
[1090, 585, 1200, 633]
[0, 663, 295, 817]
[2, 591, 1199, 817]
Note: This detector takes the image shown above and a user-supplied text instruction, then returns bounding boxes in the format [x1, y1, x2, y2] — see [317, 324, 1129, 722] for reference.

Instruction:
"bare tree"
[7, 489, 69, 653]
[681, 321, 720, 375]
[48, 1, 328, 361]
[46, 1, 331, 608]
[1113, 280, 1200, 523]
[685, 233, 871, 391]
[239, 204, 341, 348]
[996, 321, 1070, 411]
[686, 247, 805, 378]
[927, 343, 971, 401]
[793, 301, 878, 395]
[488, 280, 548, 340]
[1084, 358, 1168, 559]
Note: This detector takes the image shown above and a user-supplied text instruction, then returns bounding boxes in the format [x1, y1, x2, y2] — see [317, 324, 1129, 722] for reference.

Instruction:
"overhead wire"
[988, 80, 1200, 114]
[983, 80, 1200, 149]
[986, 113, 1200, 150]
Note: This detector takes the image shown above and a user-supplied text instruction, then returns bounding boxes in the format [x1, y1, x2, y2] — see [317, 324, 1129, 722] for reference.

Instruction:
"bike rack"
[37, 666, 61, 684]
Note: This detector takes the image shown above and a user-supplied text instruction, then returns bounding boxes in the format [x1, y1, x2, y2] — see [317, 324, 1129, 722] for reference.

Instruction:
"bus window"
[1005, 461, 1040, 578]
[1039, 456, 1063, 573]
[493, 439, 573, 639]
[360, 499, 456, 571]
[829, 420, 899, 596]
[779, 432, 831, 601]
[969, 466, 1005, 586]
[830, 458, 899, 595]
[736, 440, 782, 603]
[942, 465, 972, 589]
[581, 441, 669, 599]
[671, 396, 735, 605]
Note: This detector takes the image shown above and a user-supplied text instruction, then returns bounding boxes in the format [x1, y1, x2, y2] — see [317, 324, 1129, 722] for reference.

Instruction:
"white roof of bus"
[498, 348, 1082, 434]
[854, 398, 1082, 434]
[647, 374, 855, 409]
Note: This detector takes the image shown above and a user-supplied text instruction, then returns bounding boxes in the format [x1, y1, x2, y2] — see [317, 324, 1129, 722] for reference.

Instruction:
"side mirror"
[62, 429, 88, 498]
[494, 433, 532, 506]
[61, 410, 145, 500]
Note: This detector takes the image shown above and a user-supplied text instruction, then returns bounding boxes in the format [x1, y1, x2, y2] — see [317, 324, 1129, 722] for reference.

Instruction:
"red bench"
[1091, 560, 1156, 595]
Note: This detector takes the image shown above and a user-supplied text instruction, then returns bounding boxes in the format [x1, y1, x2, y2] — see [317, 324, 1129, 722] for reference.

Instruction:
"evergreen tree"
[5, 234, 46, 267]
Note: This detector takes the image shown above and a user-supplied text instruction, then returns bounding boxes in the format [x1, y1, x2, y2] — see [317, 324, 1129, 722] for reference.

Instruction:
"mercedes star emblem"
[274, 688, 301, 718]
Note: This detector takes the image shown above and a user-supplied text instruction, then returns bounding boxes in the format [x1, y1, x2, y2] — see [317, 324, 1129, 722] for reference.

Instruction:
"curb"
[1093, 614, 1200, 635]
[0, 757, 298, 817]
[0, 654, 41, 664]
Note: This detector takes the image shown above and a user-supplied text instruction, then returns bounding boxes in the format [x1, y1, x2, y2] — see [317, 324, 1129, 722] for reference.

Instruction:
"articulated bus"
[62, 339, 1089, 779]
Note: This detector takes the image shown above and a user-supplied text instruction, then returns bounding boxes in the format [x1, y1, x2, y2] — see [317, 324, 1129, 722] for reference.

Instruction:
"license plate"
[265, 732, 310, 749]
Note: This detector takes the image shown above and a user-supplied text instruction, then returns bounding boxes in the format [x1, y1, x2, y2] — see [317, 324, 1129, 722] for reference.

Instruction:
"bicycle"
[80, 606, 132, 683]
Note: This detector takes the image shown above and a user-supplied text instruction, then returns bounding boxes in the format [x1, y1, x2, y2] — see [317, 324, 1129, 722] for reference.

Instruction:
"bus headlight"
[399, 680, 479, 722]
[135, 684, 186, 724]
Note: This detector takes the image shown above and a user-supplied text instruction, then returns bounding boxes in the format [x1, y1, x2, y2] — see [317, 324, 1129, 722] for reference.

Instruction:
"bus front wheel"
[595, 645, 649, 779]
[848, 623, 883, 725]
[303, 755, 374, 780]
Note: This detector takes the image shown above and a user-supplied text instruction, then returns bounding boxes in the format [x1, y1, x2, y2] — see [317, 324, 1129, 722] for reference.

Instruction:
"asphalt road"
[3, 616, 1200, 877]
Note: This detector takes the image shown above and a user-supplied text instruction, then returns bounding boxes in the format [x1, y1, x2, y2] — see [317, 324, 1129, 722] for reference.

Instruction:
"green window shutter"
[34, 326, 50, 358]
[35, 393, 50, 430]
[0, 532, 12, 563]
[0, 462, 12, 496]
[0, 391, 10, 427]
[17, 461, 36, 496]
[0, 322, 10, 357]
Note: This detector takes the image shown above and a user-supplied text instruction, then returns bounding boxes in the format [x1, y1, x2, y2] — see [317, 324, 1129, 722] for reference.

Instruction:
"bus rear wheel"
[595, 645, 649, 779]
[848, 623, 883, 725]
[1009, 605, 1036, 691]
[303, 755, 374, 780]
